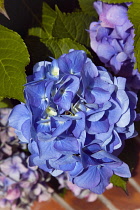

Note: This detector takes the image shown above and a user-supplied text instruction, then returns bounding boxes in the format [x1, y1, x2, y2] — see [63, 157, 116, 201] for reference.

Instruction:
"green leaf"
[128, 3, 140, 71]
[42, 2, 57, 38]
[78, 0, 98, 17]
[0, 0, 9, 19]
[29, 3, 56, 39]
[0, 25, 30, 102]
[110, 175, 128, 192]
[28, 2, 56, 40]
[0, 100, 8, 108]
[28, 27, 46, 40]
[44, 37, 91, 59]
[59, 188, 67, 198]
[28, 3, 91, 59]
[52, 7, 93, 47]
[0, 97, 13, 108]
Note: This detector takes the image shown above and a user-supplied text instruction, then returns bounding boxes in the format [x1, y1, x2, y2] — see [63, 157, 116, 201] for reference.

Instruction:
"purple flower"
[0, 109, 12, 126]
[0, 172, 15, 193]
[9, 50, 137, 194]
[33, 184, 53, 202]
[0, 108, 17, 146]
[5, 185, 21, 200]
[0, 156, 28, 181]
[89, 1, 140, 90]
[94, 1, 129, 29]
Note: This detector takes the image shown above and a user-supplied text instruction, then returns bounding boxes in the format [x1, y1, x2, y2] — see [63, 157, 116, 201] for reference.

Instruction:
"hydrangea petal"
[74, 166, 100, 191]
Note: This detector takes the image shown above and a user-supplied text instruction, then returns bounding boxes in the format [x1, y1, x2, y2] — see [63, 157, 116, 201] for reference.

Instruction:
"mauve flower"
[0, 108, 18, 159]
[89, 1, 140, 90]
[94, 1, 129, 29]
[0, 172, 15, 193]
[33, 184, 53, 202]
[0, 199, 11, 209]
[0, 108, 12, 126]
[0, 156, 28, 181]
[5, 185, 21, 200]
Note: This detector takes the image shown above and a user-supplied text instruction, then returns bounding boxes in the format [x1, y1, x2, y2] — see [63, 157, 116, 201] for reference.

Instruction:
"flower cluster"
[0, 108, 113, 209]
[89, 1, 140, 90]
[9, 49, 137, 194]
[0, 109, 17, 160]
[0, 109, 53, 210]
[0, 156, 53, 210]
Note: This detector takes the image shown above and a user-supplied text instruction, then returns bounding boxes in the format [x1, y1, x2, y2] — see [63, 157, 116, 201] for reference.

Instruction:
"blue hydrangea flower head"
[9, 50, 137, 194]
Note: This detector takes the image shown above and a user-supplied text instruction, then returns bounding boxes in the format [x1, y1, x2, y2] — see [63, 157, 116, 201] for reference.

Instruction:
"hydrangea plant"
[9, 49, 137, 194]
[0, 0, 140, 205]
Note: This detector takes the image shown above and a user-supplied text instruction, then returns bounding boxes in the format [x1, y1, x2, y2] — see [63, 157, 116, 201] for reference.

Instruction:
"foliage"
[110, 175, 128, 192]
[43, 38, 91, 58]
[52, 6, 93, 47]
[0, 25, 30, 102]
[0, 97, 13, 108]
[28, 3, 92, 58]
[78, 0, 98, 16]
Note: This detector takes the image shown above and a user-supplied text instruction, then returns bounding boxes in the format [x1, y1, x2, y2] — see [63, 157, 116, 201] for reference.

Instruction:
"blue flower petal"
[52, 117, 72, 137]
[113, 162, 131, 178]
[37, 140, 61, 160]
[29, 154, 52, 173]
[54, 137, 79, 154]
[69, 162, 83, 177]
[49, 155, 76, 171]
[87, 111, 105, 122]
[87, 116, 109, 134]
[58, 50, 87, 75]
[74, 166, 100, 191]
[54, 75, 80, 110]
[9, 104, 31, 143]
